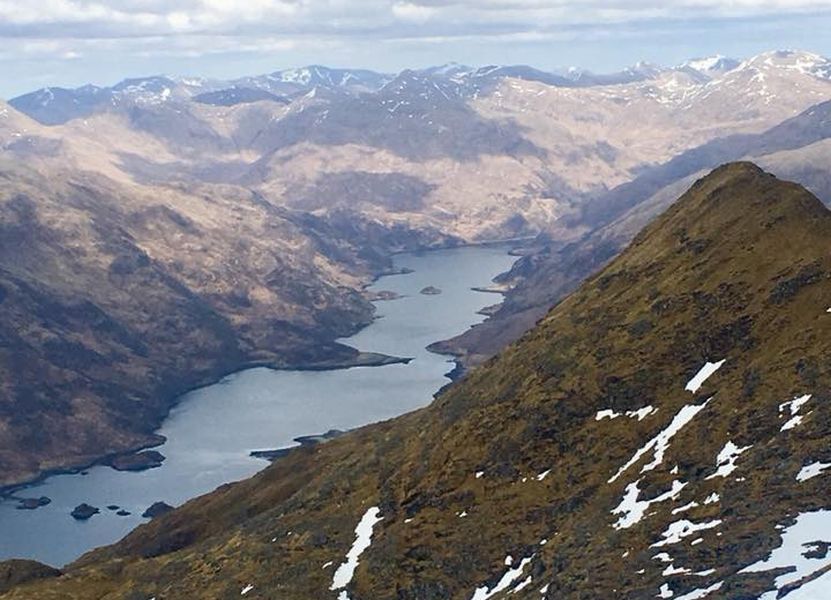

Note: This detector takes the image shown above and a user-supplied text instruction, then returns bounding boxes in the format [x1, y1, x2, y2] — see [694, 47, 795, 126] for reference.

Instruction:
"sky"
[1, 0, 831, 98]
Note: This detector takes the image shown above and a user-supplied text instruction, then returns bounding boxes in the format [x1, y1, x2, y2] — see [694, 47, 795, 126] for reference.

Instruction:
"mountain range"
[6, 164, 831, 599]
[0, 52, 831, 484]
[1, 48, 831, 564]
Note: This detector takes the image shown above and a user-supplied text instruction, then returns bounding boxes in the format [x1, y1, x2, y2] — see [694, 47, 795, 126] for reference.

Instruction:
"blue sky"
[1, 1, 831, 98]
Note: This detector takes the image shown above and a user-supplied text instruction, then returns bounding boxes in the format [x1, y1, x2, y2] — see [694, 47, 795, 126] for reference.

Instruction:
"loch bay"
[0, 245, 515, 567]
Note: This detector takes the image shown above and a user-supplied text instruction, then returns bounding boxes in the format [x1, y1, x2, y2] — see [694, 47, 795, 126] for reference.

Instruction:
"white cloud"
[392, 2, 437, 22]
[0, 0, 829, 78]
[1, 0, 830, 38]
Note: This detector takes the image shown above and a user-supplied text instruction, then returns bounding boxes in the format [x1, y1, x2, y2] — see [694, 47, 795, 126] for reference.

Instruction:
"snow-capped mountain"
[235, 65, 392, 97]
[10, 50, 831, 125]
[680, 55, 741, 78]
[7, 76, 197, 124]
[732, 49, 831, 80]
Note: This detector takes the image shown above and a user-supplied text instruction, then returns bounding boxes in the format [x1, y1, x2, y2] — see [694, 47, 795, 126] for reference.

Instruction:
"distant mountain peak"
[680, 55, 740, 77]
[734, 49, 831, 79]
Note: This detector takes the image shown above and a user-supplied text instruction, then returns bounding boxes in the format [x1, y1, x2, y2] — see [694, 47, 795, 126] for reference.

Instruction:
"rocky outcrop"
[70, 504, 99, 521]
[142, 502, 174, 519]
[14, 497, 50, 511]
[419, 286, 442, 295]
[107, 451, 166, 472]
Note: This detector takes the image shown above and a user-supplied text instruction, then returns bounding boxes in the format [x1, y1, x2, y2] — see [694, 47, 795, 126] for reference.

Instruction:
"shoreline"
[0, 351, 412, 498]
[1, 239, 521, 496]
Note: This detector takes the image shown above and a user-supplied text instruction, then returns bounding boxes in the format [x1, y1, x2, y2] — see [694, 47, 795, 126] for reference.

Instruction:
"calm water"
[0, 245, 515, 567]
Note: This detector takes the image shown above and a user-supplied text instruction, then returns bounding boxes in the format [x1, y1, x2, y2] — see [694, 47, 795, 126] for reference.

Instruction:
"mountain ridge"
[10, 49, 828, 121]
[8, 163, 831, 599]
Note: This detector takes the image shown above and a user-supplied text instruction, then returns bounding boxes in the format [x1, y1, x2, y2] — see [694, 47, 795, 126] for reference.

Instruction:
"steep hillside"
[0, 159, 455, 489]
[9, 164, 831, 599]
[443, 98, 831, 366]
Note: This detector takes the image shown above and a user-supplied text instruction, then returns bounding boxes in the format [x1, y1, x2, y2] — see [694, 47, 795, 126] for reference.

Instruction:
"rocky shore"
[250, 429, 345, 462]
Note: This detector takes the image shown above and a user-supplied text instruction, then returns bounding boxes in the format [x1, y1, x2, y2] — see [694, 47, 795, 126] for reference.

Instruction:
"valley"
[0, 244, 515, 567]
[2, 47, 831, 599]
[7, 164, 831, 599]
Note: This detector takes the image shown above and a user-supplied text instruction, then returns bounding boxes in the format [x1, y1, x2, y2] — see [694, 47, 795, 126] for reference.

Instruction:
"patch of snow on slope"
[609, 399, 712, 483]
[330, 507, 383, 592]
[241, 585, 254, 595]
[652, 519, 723, 547]
[629, 406, 659, 421]
[705, 441, 752, 479]
[511, 576, 533, 593]
[780, 394, 812, 431]
[674, 581, 723, 599]
[672, 501, 699, 515]
[663, 564, 691, 576]
[781, 394, 812, 416]
[797, 462, 831, 482]
[684, 55, 732, 74]
[658, 582, 674, 597]
[596, 409, 621, 420]
[782, 415, 805, 431]
[612, 479, 687, 529]
[470, 556, 533, 600]
[596, 406, 658, 422]
[740, 510, 831, 599]
[685, 361, 725, 393]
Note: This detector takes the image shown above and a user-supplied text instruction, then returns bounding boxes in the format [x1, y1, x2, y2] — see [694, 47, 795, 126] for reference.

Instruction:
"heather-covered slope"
[441, 99, 831, 367]
[10, 163, 831, 599]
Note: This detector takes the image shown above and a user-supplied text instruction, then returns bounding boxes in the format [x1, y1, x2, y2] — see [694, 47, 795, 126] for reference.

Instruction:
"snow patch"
[470, 556, 533, 600]
[511, 576, 533, 593]
[779, 395, 812, 432]
[330, 507, 383, 591]
[241, 585, 254, 595]
[782, 415, 804, 431]
[663, 563, 691, 576]
[672, 501, 699, 515]
[685, 361, 725, 393]
[612, 479, 687, 529]
[741, 510, 831, 599]
[609, 399, 712, 483]
[595, 406, 657, 422]
[675, 581, 723, 600]
[652, 519, 722, 547]
[797, 462, 831, 482]
[780, 394, 812, 416]
[706, 441, 752, 479]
